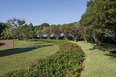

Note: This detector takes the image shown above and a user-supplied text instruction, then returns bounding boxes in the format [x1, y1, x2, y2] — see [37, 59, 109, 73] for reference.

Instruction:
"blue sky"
[0, 0, 88, 26]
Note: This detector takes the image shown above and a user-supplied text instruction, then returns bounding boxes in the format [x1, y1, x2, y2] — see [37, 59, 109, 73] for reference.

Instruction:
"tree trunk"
[92, 33, 102, 46]
[64, 35, 67, 40]
[47, 36, 50, 39]
[13, 38, 14, 49]
[7, 37, 8, 40]
[56, 37, 58, 40]
[47, 35, 50, 39]
[84, 37, 88, 43]
[74, 38, 77, 42]
[17, 36, 19, 40]
[40, 37, 42, 39]
[56, 35, 59, 40]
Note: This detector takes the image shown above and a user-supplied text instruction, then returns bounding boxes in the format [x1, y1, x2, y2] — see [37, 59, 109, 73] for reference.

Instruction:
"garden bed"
[2, 39, 84, 77]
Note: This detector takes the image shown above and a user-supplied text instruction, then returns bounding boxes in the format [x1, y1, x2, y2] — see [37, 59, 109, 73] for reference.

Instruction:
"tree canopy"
[80, 0, 116, 45]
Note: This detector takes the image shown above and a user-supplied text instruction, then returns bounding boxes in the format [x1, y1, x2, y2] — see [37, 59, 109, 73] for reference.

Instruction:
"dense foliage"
[34, 23, 50, 31]
[2, 40, 84, 77]
[0, 22, 7, 38]
[80, 0, 116, 45]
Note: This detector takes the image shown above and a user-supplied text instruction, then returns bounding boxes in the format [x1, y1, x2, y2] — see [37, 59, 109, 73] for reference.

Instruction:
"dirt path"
[0, 40, 15, 50]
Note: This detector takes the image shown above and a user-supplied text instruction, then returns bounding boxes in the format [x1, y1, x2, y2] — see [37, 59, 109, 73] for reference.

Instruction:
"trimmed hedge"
[2, 39, 84, 77]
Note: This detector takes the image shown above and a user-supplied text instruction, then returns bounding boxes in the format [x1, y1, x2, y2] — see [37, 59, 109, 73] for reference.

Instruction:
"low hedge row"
[2, 39, 84, 77]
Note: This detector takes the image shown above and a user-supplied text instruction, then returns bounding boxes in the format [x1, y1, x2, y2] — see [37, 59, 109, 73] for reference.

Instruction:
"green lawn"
[72, 41, 116, 77]
[0, 40, 59, 75]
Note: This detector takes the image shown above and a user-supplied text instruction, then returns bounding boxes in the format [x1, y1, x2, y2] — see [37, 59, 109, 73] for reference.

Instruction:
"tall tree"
[29, 23, 34, 31]
[1, 28, 10, 40]
[40, 23, 50, 27]
[38, 23, 50, 30]
[28, 23, 34, 38]
[16, 19, 26, 40]
[0, 22, 7, 38]
[80, 0, 116, 45]
[34, 26, 39, 31]
[42, 27, 51, 39]
[79, 25, 89, 43]
[21, 24, 29, 44]
[6, 18, 26, 48]
[50, 25, 61, 40]
[59, 24, 70, 40]
[69, 23, 81, 42]
[51, 24, 56, 27]
[36, 30, 43, 39]
[7, 18, 18, 49]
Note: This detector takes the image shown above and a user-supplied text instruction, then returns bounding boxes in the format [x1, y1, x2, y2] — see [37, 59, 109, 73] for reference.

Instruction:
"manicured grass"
[0, 40, 59, 75]
[72, 41, 116, 77]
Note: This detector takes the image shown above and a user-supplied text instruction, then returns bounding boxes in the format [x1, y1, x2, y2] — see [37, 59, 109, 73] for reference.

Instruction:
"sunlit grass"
[72, 41, 116, 77]
[0, 40, 59, 75]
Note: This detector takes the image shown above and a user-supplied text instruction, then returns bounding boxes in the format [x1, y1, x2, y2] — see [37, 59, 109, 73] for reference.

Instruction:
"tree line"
[36, 22, 81, 42]
[36, 0, 116, 45]
[0, 19, 51, 40]
[0, 0, 115, 47]
[0, 18, 82, 42]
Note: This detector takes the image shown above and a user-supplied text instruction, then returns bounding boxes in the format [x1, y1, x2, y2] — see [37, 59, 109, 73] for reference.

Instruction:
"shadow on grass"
[105, 53, 116, 58]
[89, 43, 116, 58]
[0, 43, 5, 46]
[34, 43, 43, 44]
[89, 43, 116, 52]
[0, 44, 53, 57]
[105, 50, 116, 59]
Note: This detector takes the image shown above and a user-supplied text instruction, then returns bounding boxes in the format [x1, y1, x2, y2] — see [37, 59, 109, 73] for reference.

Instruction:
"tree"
[59, 24, 70, 40]
[6, 18, 26, 48]
[29, 23, 34, 31]
[50, 25, 61, 40]
[31, 31, 36, 39]
[0, 22, 7, 38]
[51, 24, 56, 27]
[80, 0, 116, 45]
[42, 27, 51, 39]
[36, 30, 43, 39]
[80, 26, 89, 43]
[16, 19, 26, 40]
[38, 23, 50, 30]
[69, 23, 81, 42]
[7, 18, 18, 49]
[79, 19, 90, 43]
[1, 28, 10, 40]
[28, 23, 34, 38]
[21, 24, 29, 44]
[34, 26, 39, 31]
[40, 23, 50, 27]
[109, 28, 116, 42]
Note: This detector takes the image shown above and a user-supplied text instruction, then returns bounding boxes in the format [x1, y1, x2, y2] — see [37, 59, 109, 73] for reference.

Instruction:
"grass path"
[0, 40, 59, 75]
[72, 41, 116, 77]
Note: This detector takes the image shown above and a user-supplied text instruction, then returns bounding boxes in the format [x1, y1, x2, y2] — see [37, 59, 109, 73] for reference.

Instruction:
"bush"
[2, 40, 84, 77]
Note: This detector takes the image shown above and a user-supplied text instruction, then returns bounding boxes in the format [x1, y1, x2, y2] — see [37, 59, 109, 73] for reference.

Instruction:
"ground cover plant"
[2, 39, 84, 77]
[0, 40, 59, 76]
